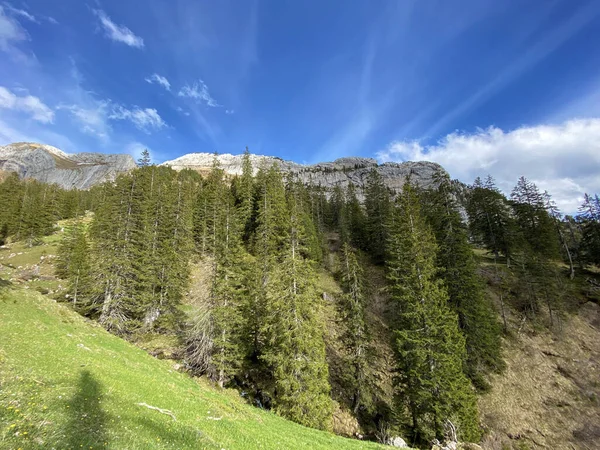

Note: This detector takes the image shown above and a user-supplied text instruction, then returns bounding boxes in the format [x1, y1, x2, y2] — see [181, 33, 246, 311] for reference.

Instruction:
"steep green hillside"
[0, 287, 386, 450]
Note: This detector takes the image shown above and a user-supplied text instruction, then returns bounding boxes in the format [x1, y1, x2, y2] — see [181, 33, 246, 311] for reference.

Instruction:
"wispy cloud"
[0, 4, 31, 60]
[377, 118, 600, 213]
[422, 2, 600, 138]
[0, 86, 54, 123]
[3, 2, 37, 23]
[58, 101, 111, 142]
[145, 73, 170, 91]
[93, 9, 144, 48]
[109, 105, 166, 131]
[178, 80, 220, 107]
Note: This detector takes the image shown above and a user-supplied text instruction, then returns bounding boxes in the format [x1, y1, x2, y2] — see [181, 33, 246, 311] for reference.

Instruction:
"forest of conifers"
[1, 149, 599, 447]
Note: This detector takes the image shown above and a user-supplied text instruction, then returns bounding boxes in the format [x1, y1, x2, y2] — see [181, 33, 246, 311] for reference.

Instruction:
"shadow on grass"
[64, 370, 109, 449]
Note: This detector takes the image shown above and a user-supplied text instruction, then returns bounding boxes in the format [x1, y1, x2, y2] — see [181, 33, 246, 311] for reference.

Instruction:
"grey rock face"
[0, 142, 137, 189]
[162, 152, 445, 198]
[0, 143, 445, 195]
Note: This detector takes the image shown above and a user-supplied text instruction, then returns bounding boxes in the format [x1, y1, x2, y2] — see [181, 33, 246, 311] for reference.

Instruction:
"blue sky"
[1, 0, 600, 211]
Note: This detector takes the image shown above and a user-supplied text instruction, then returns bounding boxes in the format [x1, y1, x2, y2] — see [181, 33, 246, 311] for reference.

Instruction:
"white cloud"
[93, 9, 144, 48]
[0, 5, 27, 49]
[377, 118, 600, 214]
[3, 3, 37, 23]
[0, 86, 54, 123]
[176, 106, 190, 116]
[58, 101, 111, 142]
[225, 109, 234, 115]
[125, 141, 151, 162]
[178, 80, 220, 107]
[145, 73, 170, 91]
[109, 105, 166, 131]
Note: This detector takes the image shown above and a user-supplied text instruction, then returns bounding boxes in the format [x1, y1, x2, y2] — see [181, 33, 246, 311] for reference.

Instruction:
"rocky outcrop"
[0, 143, 445, 195]
[0, 142, 137, 189]
[162, 152, 444, 198]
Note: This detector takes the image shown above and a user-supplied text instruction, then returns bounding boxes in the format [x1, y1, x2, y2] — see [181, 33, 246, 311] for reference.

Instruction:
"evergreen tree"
[579, 193, 600, 266]
[467, 176, 515, 265]
[260, 180, 332, 429]
[138, 149, 151, 167]
[364, 169, 391, 263]
[344, 183, 367, 249]
[339, 242, 373, 413]
[387, 182, 480, 444]
[422, 172, 504, 389]
[57, 220, 93, 313]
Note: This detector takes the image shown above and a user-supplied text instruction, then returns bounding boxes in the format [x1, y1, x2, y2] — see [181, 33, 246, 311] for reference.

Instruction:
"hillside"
[0, 284, 388, 450]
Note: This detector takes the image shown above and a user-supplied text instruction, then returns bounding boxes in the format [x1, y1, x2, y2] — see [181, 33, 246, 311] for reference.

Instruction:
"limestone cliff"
[0, 142, 137, 189]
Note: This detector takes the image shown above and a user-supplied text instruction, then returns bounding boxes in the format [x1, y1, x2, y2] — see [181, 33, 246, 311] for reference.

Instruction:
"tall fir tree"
[364, 169, 391, 263]
[422, 172, 504, 390]
[387, 182, 480, 444]
[339, 242, 374, 413]
[578, 193, 600, 266]
[260, 179, 333, 429]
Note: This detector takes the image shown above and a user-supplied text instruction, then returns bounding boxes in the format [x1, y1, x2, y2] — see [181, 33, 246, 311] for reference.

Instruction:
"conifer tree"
[579, 193, 600, 266]
[260, 180, 332, 430]
[364, 169, 391, 263]
[339, 242, 373, 413]
[138, 148, 151, 167]
[387, 182, 480, 443]
[57, 220, 93, 313]
[422, 172, 504, 389]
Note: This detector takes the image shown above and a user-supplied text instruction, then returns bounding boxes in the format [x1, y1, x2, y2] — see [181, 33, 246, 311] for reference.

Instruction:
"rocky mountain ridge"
[0, 142, 137, 189]
[163, 152, 444, 196]
[0, 143, 445, 194]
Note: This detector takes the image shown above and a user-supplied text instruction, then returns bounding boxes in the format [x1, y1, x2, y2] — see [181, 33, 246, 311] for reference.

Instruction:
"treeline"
[0, 173, 91, 246]
[2, 153, 599, 447]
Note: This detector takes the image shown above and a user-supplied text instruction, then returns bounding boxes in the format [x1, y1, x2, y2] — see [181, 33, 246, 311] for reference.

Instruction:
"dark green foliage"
[338, 242, 375, 413]
[364, 169, 391, 263]
[0, 174, 88, 246]
[511, 177, 560, 260]
[85, 166, 194, 333]
[56, 220, 93, 313]
[578, 193, 600, 266]
[421, 172, 504, 390]
[387, 182, 480, 444]
[467, 176, 515, 264]
[137, 148, 152, 167]
[259, 178, 332, 429]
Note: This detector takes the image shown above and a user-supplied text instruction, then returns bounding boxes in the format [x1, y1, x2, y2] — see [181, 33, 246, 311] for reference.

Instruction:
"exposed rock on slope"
[0, 143, 444, 194]
[162, 152, 444, 196]
[0, 142, 137, 189]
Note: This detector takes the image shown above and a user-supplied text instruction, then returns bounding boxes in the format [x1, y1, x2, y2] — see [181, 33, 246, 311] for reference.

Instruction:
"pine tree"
[387, 182, 480, 443]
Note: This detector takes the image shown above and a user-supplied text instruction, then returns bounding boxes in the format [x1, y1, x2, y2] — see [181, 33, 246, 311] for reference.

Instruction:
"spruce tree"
[467, 176, 515, 265]
[364, 169, 391, 263]
[387, 182, 480, 443]
[422, 172, 504, 389]
[579, 193, 600, 266]
[260, 180, 332, 430]
[339, 242, 373, 413]
[138, 148, 151, 167]
[57, 220, 93, 313]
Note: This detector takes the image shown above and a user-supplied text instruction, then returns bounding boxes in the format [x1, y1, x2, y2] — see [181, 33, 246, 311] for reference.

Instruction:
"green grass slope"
[0, 287, 385, 450]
